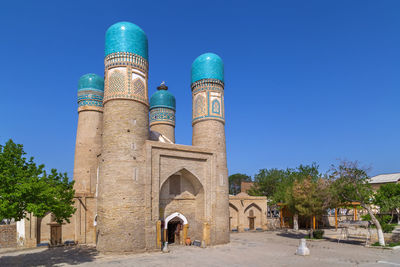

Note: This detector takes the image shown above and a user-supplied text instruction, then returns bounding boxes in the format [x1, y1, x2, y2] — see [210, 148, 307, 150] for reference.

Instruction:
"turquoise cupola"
[105, 21, 148, 59]
[191, 53, 224, 84]
[77, 73, 104, 111]
[78, 73, 104, 91]
[150, 82, 176, 111]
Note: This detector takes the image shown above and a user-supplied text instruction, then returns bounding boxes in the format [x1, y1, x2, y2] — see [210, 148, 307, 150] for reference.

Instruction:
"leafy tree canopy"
[374, 183, 400, 213]
[228, 173, 251, 195]
[329, 160, 386, 246]
[0, 139, 75, 224]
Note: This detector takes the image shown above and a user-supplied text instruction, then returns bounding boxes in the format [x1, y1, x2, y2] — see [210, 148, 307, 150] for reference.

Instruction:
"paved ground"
[0, 231, 399, 266]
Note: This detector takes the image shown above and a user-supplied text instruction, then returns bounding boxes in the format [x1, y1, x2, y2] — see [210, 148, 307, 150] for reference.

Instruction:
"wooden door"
[249, 218, 255, 230]
[51, 225, 62, 246]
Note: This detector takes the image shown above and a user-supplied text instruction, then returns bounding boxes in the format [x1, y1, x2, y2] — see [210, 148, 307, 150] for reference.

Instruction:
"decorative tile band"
[103, 53, 149, 106]
[77, 89, 104, 112]
[150, 107, 175, 126]
[105, 52, 148, 73]
[191, 79, 225, 125]
[191, 78, 224, 90]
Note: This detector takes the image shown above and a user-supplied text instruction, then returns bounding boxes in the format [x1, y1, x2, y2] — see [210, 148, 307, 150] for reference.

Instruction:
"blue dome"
[191, 53, 224, 84]
[150, 86, 176, 110]
[105, 21, 148, 59]
[78, 73, 104, 91]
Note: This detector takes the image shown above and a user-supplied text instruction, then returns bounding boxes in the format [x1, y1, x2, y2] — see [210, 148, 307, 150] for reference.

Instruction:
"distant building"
[369, 173, 400, 190]
[240, 181, 254, 193]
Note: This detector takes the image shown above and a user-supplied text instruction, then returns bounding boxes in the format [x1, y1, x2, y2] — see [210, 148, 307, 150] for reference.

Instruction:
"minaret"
[73, 73, 104, 244]
[191, 53, 229, 244]
[73, 73, 104, 194]
[97, 21, 149, 252]
[149, 82, 176, 143]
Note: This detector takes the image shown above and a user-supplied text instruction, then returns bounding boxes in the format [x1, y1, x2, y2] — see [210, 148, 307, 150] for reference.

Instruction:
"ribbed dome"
[78, 73, 104, 91]
[150, 84, 176, 110]
[105, 21, 148, 59]
[191, 53, 224, 84]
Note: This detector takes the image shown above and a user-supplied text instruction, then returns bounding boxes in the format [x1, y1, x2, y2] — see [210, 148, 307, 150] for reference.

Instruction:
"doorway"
[248, 210, 255, 230]
[50, 225, 62, 246]
[167, 219, 182, 244]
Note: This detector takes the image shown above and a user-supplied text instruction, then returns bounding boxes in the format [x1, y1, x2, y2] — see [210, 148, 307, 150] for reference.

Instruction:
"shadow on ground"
[0, 246, 97, 267]
[276, 230, 367, 246]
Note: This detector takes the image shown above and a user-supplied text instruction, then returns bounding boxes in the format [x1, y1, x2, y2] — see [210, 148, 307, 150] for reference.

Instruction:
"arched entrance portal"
[164, 212, 188, 244]
[159, 168, 205, 243]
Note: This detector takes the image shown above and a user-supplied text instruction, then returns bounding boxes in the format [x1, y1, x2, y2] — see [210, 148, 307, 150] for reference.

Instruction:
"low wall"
[0, 224, 17, 248]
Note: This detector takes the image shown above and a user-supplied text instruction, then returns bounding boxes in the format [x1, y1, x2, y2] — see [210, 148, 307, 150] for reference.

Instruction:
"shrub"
[382, 224, 395, 233]
[313, 230, 324, 239]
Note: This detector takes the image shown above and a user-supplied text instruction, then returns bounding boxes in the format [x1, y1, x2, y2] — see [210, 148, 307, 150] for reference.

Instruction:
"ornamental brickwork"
[191, 78, 224, 125]
[103, 52, 148, 105]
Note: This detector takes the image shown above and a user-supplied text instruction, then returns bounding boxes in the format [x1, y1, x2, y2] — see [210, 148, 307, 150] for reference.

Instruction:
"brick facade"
[0, 224, 17, 248]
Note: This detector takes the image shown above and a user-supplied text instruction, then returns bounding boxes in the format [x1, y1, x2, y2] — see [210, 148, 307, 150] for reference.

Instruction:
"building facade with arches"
[229, 193, 268, 232]
[68, 21, 230, 253]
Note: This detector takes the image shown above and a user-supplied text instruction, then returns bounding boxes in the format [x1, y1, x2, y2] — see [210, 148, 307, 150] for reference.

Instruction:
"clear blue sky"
[1, 0, 399, 178]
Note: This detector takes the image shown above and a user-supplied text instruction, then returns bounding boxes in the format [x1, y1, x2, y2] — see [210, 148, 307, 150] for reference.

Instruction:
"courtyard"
[0, 231, 399, 266]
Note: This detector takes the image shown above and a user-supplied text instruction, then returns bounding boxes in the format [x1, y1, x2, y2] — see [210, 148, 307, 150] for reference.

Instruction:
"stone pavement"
[0, 231, 399, 266]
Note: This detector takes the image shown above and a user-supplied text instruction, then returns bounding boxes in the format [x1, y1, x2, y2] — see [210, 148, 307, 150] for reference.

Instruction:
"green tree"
[228, 173, 251, 195]
[292, 176, 329, 237]
[0, 139, 76, 224]
[249, 163, 322, 231]
[248, 169, 289, 198]
[329, 161, 386, 246]
[374, 183, 400, 225]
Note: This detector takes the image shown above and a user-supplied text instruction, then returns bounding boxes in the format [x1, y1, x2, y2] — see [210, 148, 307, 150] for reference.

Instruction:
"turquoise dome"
[78, 73, 104, 91]
[105, 21, 148, 59]
[191, 53, 224, 84]
[150, 85, 176, 110]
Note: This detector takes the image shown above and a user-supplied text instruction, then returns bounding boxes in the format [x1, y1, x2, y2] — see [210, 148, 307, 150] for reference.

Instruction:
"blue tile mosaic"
[191, 53, 224, 84]
[105, 22, 148, 60]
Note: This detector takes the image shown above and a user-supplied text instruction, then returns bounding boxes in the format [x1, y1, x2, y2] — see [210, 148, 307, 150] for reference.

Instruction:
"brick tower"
[73, 73, 104, 243]
[97, 21, 149, 252]
[149, 82, 176, 143]
[191, 53, 229, 244]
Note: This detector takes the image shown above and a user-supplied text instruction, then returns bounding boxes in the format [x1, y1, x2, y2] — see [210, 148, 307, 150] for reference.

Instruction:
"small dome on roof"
[78, 73, 104, 91]
[105, 21, 148, 59]
[150, 82, 176, 110]
[191, 53, 224, 84]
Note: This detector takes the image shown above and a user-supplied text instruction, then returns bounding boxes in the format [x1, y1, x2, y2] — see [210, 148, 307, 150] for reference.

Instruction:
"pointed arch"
[244, 203, 262, 213]
[229, 203, 239, 212]
[164, 212, 188, 229]
[161, 167, 203, 191]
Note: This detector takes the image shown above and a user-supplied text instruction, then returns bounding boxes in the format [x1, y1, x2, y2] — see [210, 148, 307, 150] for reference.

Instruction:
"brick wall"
[241, 182, 254, 193]
[0, 224, 17, 248]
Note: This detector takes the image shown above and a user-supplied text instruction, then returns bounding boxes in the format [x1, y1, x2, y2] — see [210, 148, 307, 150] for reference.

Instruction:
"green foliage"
[361, 214, 372, 221]
[312, 229, 324, 239]
[228, 173, 251, 195]
[0, 139, 75, 224]
[249, 163, 321, 206]
[372, 241, 400, 247]
[329, 161, 387, 246]
[247, 168, 290, 198]
[382, 224, 395, 233]
[291, 175, 329, 233]
[361, 214, 395, 232]
[374, 183, 400, 222]
[388, 241, 400, 247]
[329, 161, 373, 205]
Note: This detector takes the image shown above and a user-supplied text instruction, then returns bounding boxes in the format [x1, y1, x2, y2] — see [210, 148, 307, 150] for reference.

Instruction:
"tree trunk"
[363, 204, 385, 246]
[293, 213, 299, 231]
[396, 208, 400, 225]
[389, 210, 394, 224]
[309, 217, 314, 239]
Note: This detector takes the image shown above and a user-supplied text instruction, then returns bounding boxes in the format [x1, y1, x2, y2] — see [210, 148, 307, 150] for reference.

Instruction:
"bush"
[382, 224, 395, 233]
[361, 214, 395, 233]
[313, 230, 324, 239]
